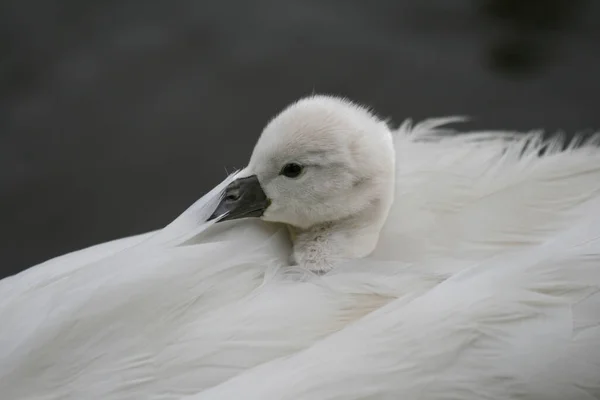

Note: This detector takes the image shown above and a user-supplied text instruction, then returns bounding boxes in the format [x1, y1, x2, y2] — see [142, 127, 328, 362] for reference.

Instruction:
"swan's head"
[210, 95, 395, 268]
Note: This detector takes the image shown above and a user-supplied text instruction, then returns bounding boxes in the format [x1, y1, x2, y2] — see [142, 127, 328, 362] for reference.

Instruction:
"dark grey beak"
[208, 175, 270, 222]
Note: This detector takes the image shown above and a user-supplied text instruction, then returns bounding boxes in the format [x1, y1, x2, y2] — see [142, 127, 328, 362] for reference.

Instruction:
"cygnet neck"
[288, 202, 389, 273]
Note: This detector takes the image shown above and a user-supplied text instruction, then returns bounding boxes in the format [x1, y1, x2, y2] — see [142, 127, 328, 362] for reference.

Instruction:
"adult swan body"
[1, 95, 599, 400]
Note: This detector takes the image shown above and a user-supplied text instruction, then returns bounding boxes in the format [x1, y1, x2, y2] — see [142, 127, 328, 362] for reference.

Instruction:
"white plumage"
[1, 96, 599, 399]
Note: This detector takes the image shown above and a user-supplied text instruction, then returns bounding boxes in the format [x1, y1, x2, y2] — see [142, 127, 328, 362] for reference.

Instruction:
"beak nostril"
[225, 192, 240, 202]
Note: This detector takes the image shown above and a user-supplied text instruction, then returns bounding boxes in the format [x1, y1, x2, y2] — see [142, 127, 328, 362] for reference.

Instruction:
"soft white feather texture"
[190, 206, 600, 400]
[1, 118, 600, 400]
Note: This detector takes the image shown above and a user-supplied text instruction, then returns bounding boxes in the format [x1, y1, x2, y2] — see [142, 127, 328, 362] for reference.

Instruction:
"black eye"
[280, 163, 304, 178]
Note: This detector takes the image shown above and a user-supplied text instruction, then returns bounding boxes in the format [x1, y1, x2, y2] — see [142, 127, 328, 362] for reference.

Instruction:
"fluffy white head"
[246, 95, 395, 231]
[218, 95, 396, 271]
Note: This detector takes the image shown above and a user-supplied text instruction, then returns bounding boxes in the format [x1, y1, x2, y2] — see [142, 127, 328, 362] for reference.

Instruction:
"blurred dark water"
[1, 0, 599, 278]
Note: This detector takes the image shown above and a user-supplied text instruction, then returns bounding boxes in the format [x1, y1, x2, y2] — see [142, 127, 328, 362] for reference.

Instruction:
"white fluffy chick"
[210, 95, 396, 272]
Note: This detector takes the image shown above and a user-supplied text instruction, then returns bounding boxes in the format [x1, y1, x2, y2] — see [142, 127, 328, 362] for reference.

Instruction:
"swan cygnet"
[2, 94, 600, 400]
[210, 96, 395, 272]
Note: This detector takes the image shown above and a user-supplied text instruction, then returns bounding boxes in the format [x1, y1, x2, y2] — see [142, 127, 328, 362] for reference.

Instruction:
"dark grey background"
[1, 0, 599, 278]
